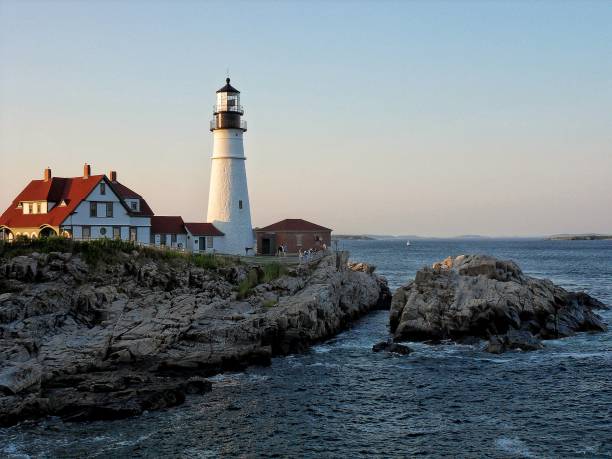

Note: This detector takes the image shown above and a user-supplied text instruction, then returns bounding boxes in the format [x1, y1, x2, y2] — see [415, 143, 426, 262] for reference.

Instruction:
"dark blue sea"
[2, 239, 611, 458]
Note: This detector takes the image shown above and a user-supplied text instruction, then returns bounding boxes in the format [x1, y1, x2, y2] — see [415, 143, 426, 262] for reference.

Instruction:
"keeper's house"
[255, 219, 332, 255]
[0, 164, 154, 242]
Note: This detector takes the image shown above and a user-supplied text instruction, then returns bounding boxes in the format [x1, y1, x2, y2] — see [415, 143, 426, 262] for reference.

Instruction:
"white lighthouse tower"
[206, 78, 254, 255]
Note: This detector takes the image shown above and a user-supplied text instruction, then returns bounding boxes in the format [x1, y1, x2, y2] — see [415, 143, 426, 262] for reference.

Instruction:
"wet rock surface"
[0, 251, 389, 426]
[390, 255, 608, 351]
[372, 339, 411, 355]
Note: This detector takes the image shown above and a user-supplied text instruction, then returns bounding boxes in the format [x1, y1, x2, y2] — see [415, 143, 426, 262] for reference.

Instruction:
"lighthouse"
[206, 78, 254, 255]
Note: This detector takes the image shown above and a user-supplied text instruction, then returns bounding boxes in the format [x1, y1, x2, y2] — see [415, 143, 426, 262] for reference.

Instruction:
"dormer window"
[36, 203, 41, 214]
[130, 201, 137, 211]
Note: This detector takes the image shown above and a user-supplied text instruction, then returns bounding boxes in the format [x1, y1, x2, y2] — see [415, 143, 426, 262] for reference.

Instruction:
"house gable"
[0, 175, 106, 229]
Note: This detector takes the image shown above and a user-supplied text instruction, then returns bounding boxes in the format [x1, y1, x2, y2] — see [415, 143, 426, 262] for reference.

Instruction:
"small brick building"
[255, 219, 332, 255]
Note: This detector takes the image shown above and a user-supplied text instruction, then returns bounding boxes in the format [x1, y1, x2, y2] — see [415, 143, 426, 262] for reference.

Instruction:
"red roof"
[111, 181, 155, 217]
[151, 216, 186, 234]
[0, 175, 105, 228]
[184, 222, 224, 237]
[256, 219, 332, 232]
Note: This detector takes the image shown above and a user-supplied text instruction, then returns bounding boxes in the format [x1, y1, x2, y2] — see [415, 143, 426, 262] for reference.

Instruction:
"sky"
[1, 0, 611, 237]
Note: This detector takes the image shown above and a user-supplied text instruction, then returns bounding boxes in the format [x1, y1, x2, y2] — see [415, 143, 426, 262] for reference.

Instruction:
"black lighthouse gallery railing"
[209, 119, 247, 131]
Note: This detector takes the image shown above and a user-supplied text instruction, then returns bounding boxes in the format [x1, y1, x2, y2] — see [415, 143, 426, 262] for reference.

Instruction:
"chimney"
[109, 170, 117, 182]
[44, 167, 52, 182]
[83, 163, 91, 179]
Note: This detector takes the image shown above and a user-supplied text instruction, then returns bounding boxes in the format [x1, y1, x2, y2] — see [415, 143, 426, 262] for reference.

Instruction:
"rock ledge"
[0, 250, 390, 426]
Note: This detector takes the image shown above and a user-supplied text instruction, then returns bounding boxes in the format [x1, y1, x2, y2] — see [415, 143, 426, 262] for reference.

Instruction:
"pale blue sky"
[1, 0, 611, 236]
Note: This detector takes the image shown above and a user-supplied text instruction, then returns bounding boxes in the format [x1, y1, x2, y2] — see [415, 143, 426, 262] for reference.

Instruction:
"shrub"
[261, 262, 287, 283]
[236, 268, 259, 300]
[262, 299, 278, 308]
[190, 253, 218, 269]
[0, 236, 245, 272]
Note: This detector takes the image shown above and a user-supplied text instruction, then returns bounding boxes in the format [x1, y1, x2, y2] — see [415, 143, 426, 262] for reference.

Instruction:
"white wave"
[245, 373, 270, 382]
[312, 345, 332, 353]
[207, 372, 243, 383]
[495, 437, 538, 458]
[2, 443, 31, 459]
[180, 447, 221, 458]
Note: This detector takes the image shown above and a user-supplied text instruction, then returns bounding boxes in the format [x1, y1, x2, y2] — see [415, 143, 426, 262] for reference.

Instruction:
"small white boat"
[406, 241, 411, 246]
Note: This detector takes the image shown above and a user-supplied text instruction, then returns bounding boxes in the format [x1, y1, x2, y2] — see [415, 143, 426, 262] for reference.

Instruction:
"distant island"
[332, 234, 375, 240]
[548, 234, 612, 241]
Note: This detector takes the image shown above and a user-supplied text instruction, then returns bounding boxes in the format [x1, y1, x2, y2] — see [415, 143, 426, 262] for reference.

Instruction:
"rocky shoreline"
[2, 248, 608, 428]
[0, 248, 390, 426]
[390, 255, 608, 352]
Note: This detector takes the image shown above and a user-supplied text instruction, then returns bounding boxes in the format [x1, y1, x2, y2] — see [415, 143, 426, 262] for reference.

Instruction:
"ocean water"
[2, 239, 611, 458]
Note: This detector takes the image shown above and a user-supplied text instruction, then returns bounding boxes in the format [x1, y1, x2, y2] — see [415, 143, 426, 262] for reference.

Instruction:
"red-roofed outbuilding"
[255, 219, 332, 255]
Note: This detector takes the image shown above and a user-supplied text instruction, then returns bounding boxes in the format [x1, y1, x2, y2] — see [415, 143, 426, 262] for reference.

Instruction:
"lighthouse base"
[210, 221, 254, 256]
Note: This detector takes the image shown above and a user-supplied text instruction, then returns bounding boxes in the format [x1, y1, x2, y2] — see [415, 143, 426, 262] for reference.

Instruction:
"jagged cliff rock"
[0, 250, 390, 426]
[390, 255, 607, 351]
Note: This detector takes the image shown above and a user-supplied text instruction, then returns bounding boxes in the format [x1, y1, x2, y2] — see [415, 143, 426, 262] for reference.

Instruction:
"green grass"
[236, 268, 259, 300]
[262, 299, 278, 308]
[261, 262, 288, 283]
[189, 253, 219, 269]
[235, 262, 288, 300]
[0, 236, 239, 270]
[0, 236, 137, 265]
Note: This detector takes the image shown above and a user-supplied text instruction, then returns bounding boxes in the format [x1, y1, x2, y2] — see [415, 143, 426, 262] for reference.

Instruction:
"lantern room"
[211, 78, 247, 131]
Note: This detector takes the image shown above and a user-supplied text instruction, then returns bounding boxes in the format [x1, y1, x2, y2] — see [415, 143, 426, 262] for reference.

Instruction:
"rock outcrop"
[390, 255, 607, 351]
[372, 339, 411, 355]
[0, 250, 390, 426]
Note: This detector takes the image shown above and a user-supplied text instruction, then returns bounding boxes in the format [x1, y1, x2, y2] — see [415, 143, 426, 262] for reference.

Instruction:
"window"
[296, 234, 303, 246]
[160, 234, 166, 246]
[239, 200, 243, 210]
[82, 226, 91, 239]
[100, 183, 106, 195]
[36, 203, 41, 214]
[100, 227, 107, 237]
[171, 234, 177, 245]
[130, 201, 138, 211]
[113, 226, 121, 239]
[129, 227, 137, 242]
[106, 202, 113, 217]
[206, 236, 213, 248]
[90, 202, 97, 217]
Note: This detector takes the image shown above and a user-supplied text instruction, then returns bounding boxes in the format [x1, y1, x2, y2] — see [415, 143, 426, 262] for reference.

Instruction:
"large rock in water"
[390, 255, 607, 348]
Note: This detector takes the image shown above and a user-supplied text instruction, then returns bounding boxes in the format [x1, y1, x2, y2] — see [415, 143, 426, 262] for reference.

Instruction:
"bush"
[237, 268, 259, 300]
[261, 262, 287, 283]
[262, 299, 277, 308]
[0, 236, 74, 258]
[190, 253, 219, 270]
[0, 237, 245, 273]
[78, 238, 138, 266]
